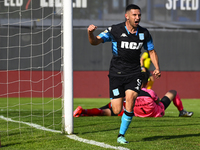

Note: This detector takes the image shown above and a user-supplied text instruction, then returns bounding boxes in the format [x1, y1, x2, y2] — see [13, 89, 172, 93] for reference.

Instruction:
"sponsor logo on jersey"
[103, 30, 108, 33]
[139, 33, 144, 40]
[135, 79, 142, 90]
[120, 33, 128, 37]
[135, 86, 139, 90]
[121, 41, 143, 50]
[104, 27, 112, 33]
[108, 27, 112, 31]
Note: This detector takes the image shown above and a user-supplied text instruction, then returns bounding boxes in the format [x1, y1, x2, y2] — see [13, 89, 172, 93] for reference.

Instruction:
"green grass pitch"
[0, 98, 200, 150]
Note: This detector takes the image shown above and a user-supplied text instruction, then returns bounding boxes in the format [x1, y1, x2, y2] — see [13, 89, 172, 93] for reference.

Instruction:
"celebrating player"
[87, 4, 161, 144]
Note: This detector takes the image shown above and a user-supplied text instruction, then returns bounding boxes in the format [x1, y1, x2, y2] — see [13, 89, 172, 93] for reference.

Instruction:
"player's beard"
[128, 19, 139, 29]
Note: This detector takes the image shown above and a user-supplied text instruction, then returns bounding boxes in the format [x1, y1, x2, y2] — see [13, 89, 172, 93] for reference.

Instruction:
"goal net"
[0, 0, 65, 136]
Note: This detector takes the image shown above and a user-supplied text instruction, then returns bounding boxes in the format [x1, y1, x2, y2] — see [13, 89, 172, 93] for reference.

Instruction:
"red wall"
[0, 71, 199, 98]
[74, 71, 200, 99]
[73, 71, 109, 98]
[152, 71, 200, 99]
[0, 70, 62, 97]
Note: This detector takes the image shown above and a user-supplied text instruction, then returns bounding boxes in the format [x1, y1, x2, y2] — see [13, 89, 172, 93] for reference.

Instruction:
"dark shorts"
[99, 103, 111, 109]
[160, 96, 171, 110]
[108, 72, 142, 99]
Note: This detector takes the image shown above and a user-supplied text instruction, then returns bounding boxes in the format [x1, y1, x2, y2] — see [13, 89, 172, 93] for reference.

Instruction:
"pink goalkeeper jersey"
[134, 88, 165, 117]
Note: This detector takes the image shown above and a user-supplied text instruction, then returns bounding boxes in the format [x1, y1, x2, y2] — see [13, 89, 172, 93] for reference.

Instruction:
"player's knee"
[113, 108, 122, 115]
[168, 90, 177, 95]
[165, 90, 177, 100]
[109, 107, 119, 116]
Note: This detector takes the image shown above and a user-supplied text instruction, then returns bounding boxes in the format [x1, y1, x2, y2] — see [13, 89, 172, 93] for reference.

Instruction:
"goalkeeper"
[74, 70, 193, 118]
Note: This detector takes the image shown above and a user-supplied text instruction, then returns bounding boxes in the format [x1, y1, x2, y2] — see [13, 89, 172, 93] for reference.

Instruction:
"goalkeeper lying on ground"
[73, 70, 193, 118]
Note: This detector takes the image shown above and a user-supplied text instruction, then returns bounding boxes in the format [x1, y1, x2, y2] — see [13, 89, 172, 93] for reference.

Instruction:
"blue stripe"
[125, 26, 139, 35]
[125, 26, 130, 34]
[98, 31, 112, 43]
[144, 35, 154, 50]
[112, 41, 118, 56]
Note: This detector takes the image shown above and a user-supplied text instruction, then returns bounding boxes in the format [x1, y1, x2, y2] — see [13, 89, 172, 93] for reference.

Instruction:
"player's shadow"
[73, 127, 119, 135]
[134, 122, 200, 129]
[142, 133, 200, 141]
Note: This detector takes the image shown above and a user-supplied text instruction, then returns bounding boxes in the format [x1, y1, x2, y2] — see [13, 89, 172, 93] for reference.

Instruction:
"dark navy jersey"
[138, 90, 152, 98]
[98, 22, 154, 76]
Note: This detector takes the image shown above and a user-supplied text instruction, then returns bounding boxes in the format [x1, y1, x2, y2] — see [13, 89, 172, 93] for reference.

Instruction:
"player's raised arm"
[87, 24, 103, 45]
[148, 49, 161, 79]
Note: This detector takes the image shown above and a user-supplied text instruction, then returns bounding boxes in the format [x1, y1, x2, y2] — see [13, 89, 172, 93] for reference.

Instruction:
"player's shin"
[83, 108, 104, 116]
[173, 93, 183, 111]
[119, 110, 134, 136]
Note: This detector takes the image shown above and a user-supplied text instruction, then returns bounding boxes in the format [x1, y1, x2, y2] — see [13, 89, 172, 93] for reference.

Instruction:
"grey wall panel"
[73, 28, 112, 71]
[1, 27, 200, 71]
[73, 28, 200, 71]
[0, 27, 62, 71]
[150, 29, 200, 71]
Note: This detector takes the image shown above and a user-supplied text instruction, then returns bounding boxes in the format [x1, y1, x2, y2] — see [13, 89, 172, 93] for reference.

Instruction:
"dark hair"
[126, 4, 141, 12]
[141, 68, 150, 85]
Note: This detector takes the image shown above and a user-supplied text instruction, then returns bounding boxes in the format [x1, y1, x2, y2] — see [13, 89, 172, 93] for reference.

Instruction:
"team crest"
[139, 33, 144, 40]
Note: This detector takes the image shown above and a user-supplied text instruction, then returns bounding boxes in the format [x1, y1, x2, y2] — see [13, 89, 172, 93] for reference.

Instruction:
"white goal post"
[62, 0, 74, 134]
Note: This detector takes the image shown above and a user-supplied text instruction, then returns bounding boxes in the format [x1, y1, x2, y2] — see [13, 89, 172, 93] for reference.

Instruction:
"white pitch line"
[66, 134, 130, 150]
[0, 115, 61, 133]
[0, 115, 129, 150]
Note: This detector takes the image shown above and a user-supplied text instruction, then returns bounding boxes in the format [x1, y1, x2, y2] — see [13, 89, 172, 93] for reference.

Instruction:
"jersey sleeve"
[143, 31, 154, 51]
[146, 89, 159, 101]
[98, 27, 113, 43]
